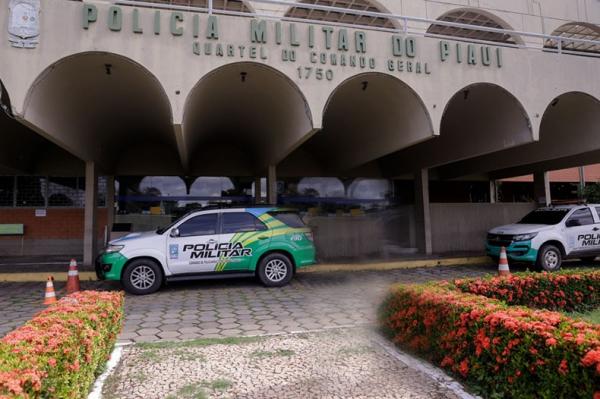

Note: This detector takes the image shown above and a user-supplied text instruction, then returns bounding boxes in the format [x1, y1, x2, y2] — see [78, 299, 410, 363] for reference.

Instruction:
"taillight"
[304, 232, 314, 242]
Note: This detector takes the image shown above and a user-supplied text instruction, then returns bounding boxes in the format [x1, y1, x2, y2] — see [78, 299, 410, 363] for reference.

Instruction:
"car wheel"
[580, 256, 597, 263]
[536, 245, 562, 272]
[122, 259, 163, 295]
[257, 253, 293, 287]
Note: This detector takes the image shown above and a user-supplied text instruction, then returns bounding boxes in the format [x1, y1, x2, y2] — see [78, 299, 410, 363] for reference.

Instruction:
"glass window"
[519, 209, 569, 225]
[268, 211, 305, 228]
[178, 213, 218, 237]
[16, 176, 46, 207]
[222, 212, 266, 234]
[566, 208, 595, 227]
[47, 177, 84, 207]
[0, 177, 14, 206]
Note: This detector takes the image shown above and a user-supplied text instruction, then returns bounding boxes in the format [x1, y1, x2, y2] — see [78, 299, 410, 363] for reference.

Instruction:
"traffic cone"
[44, 276, 57, 305]
[66, 259, 80, 294]
[498, 246, 510, 276]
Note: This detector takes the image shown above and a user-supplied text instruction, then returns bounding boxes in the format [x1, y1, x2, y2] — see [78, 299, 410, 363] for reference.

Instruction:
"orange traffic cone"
[66, 259, 80, 294]
[44, 276, 57, 305]
[498, 246, 510, 276]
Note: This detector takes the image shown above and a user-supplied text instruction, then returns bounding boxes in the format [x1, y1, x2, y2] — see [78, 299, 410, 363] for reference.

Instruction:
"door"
[217, 212, 271, 271]
[564, 208, 598, 255]
[166, 213, 220, 274]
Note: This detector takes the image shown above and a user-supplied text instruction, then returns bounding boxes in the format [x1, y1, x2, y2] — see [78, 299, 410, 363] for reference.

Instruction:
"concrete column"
[533, 171, 551, 206]
[106, 176, 115, 240]
[489, 180, 498, 203]
[267, 165, 277, 205]
[254, 177, 262, 204]
[83, 161, 98, 266]
[414, 168, 432, 255]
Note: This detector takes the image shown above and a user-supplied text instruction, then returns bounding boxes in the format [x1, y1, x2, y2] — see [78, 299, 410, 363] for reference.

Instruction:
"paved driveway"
[0, 265, 493, 340]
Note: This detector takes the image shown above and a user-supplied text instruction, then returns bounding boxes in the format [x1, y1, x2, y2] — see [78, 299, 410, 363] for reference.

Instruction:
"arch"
[284, 0, 400, 30]
[303, 72, 433, 173]
[22, 52, 177, 174]
[379, 82, 533, 175]
[427, 8, 523, 45]
[190, 177, 235, 196]
[182, 62, 314, 175]
[347, 178, 391, 199]
[124, 0, 254, 14]
[544, 22, 600, 54]
[298, 177, 345, 197]
[139, 176, 187, 196]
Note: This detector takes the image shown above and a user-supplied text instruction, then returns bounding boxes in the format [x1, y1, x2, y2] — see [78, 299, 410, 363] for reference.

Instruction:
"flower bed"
[0, 291, 124, 399]
[379, 272, 600, 398]
[455, 271, 600, 312]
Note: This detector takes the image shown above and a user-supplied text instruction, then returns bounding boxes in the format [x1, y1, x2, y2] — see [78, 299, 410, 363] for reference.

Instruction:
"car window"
[518, 209, 569, 225]
[566, 208, 594, 227]
[268, 211, 305, 228]
[178, 214, 218, 237]
[221, 212, 267, 234]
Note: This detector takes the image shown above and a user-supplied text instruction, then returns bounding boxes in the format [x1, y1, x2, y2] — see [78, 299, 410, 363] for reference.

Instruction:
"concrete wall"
[430, 202, 536, 253]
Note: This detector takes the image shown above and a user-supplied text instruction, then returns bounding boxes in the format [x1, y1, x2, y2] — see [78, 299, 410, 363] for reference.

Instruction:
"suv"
[486, 204, 600, 272]
[96, 207, 316, 294]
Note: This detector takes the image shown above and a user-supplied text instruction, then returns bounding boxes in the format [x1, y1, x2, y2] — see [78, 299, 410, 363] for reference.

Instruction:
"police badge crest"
[8, 0, 40, 48]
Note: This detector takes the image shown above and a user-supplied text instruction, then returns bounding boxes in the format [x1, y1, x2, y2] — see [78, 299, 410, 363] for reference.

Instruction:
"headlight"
[105, 244, 124, 254]
[513, 233, 538, 242]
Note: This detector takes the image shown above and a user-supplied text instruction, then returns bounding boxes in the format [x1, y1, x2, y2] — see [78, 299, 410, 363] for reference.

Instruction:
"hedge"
[379, 273, 600, 399]
[0, 291, 124, 399]
[455, 271, 600, 312]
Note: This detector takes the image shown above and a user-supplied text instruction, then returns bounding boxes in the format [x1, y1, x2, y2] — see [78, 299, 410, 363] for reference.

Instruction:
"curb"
[0, 256, 491, 282]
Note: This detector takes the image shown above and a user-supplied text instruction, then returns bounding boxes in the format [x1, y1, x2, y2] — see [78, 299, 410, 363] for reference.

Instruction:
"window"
[16, 176, 45, 207]
[427, 10, 519, 44]
[0, 177, 14, 207]
[178, 214, 218, 237]
[268, 211, 305, 228]
[519, 209, 569, 225]
[566, 208, 594, 227]
[545, 23, 600, 54]
[222, 212, 267, 234]
[47, 177, 84, 207]
[285, 0, 396, 29]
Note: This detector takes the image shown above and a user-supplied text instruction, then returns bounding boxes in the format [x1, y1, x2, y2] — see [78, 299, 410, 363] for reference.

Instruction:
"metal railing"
[113, 0, 600, 58]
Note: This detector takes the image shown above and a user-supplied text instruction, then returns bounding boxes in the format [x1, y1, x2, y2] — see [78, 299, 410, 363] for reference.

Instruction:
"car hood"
[488, 224, 555, 235]
[110, 231, 157, 244]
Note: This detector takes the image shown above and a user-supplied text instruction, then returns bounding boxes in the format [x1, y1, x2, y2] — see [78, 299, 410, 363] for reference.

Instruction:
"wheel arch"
[254, 249, 296, 275]
[121, 256, 167, 282]
[540, 240, 567, 257]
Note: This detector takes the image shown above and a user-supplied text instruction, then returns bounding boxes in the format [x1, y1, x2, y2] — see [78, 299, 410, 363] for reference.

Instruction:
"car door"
[166, 212, 220, 274]
[564, 208, 597, 256]
[217, 211, 271, 272]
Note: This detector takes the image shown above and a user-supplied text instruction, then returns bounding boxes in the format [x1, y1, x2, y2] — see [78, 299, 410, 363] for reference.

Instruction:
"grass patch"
[165, 379, 233, 399]
[566, 307, 600, 324]
[136, 336, 262, 350]
[210, 378, 233, 391]
[249, 349, 295, 358]
[173, 348, 206, 362]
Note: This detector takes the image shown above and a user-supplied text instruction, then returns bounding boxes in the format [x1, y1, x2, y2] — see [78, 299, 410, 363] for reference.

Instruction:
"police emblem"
[8, 0, 40, 49]
[169, 244, 179, 260]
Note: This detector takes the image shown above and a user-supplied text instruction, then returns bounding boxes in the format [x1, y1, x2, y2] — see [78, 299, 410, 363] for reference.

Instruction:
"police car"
[486, 204, 600, 271]
[96, 207, 316, 294]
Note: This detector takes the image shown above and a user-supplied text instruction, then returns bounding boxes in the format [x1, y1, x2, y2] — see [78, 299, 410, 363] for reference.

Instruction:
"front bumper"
[486, 240, 538, 263]
[95, 252, 128, 281]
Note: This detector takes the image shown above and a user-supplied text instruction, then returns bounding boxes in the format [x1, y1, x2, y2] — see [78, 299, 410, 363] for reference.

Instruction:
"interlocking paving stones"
[0, 265, 494, 340]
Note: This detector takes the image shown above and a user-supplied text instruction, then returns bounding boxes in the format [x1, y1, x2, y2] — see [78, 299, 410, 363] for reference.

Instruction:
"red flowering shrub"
[454, 271, 600, 312]
[379, 275, 600, 398]
[0, 291, 124, 399]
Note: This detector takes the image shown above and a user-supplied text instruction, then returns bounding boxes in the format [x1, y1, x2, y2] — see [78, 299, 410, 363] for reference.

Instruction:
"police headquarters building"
[0, 0, 599, 265]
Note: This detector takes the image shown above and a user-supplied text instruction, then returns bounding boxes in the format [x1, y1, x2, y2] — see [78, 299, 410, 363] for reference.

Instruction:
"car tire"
[122, 259, 163, 295]
[536, 245, 562, 272]
[580, 256, 597, 263]
[257, 253, 293, 287]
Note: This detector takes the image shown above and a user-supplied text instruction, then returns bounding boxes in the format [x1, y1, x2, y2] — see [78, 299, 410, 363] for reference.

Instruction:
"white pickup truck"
[486, 204, 600, 271]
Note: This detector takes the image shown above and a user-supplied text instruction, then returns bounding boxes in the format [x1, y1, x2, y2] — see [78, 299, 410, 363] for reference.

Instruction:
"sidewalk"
[0, 254, 492, 282]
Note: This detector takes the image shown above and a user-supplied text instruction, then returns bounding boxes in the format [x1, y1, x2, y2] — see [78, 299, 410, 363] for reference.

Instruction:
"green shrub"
[0, 290, 124, 398]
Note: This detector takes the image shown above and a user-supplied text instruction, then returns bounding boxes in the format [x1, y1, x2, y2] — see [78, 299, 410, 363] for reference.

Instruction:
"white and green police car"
[486, 204, 600, 271]
[96, 207, 316, 294]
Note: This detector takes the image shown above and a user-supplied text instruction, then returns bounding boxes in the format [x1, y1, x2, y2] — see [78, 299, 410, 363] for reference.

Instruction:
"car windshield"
[518, 209, 569, 225]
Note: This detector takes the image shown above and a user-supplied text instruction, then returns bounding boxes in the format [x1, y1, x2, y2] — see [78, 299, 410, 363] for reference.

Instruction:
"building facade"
[0, 0, 599, 263]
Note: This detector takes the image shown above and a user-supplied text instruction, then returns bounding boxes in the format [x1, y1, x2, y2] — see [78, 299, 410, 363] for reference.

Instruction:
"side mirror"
[566, 219, 580, 228]
[170, 228, 180, 238]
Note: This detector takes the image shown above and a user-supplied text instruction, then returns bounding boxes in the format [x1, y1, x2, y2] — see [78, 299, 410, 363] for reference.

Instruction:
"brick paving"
[0, 265, 494, 340]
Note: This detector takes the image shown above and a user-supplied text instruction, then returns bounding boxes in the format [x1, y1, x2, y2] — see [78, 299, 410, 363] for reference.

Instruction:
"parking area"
[0, 265, 492, 341]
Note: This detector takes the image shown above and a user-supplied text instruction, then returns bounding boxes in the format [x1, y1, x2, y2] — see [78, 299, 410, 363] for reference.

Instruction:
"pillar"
[489, 180, 498, 203]
[106, 175, 115, 239]
[533, 171, 551, 206]
[254, 177, 262, 204]
[414, 168, 432, 255]
[83, 161, 98, 266]
[267, 165, 277, 205]
[579, 166, 586, 199]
